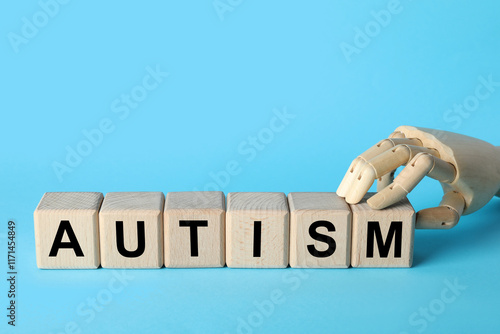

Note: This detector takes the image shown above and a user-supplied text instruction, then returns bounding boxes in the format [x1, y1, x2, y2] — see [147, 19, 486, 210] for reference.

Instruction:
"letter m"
[366, 221, 402, 258]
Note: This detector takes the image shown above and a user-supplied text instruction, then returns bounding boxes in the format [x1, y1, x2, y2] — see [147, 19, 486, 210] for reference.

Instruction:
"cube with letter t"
[350, 193, 415, 268]
[164, 191, 225, 267]
[34, 192, 103, 269]
[226, 192, 289, 268]
[99, 192, 164, 268]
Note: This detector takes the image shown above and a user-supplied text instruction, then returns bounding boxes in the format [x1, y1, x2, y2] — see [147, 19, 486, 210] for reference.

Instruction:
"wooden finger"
[337, 157, 366, 197]
[376, 132, 415, 191]
[367, 153, 457, 209]
[344, 145, 436, 204]
[416, 191, 466, 229]
[377, 171, 396, 192]
[337, 138, 422, 197]
[389, 131, 406, 139]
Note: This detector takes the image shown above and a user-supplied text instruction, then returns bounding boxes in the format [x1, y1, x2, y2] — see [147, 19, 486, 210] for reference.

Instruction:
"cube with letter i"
[34, 192, 103, 269]
[350, 193, 415, 268]
[226, 192, 289, 268]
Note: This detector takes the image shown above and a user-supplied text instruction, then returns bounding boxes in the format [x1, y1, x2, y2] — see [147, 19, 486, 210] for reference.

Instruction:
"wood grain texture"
[99, 192, 164, 268]
[34, 192, 103, 269]
[288, 192, 351, 268]
[350, 193, 415, 268]
[164, 191, 225, 268]
[226, 192, 289, 268]
[395, 126, 500, 215]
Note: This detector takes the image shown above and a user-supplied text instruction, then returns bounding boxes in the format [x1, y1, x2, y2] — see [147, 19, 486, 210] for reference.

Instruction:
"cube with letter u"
[99, 192, 164, 268]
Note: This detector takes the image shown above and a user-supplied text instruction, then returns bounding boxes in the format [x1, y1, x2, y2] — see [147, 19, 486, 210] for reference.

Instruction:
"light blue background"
[1, 1, 500, 333]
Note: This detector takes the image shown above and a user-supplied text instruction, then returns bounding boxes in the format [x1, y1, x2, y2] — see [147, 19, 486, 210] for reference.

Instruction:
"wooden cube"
[350, 193, 415, 268]
[288, 192, 351, 268]
[34, 192, 103, 269]
[226, 192, 289, 268]
[99, 192, 164, 268]
[164, 191, 225, 267]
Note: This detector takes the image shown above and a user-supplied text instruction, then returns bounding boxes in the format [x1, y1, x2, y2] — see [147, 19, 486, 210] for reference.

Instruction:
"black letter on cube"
[307, 220, 336, 258]
[366, 221, 402, 258]
[116, 221, 146, 258]
[49, 220, 84, 257]
[179, 220, 208, 257]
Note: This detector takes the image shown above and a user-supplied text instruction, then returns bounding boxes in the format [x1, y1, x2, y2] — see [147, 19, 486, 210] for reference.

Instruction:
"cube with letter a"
[34, 192, 103, 269]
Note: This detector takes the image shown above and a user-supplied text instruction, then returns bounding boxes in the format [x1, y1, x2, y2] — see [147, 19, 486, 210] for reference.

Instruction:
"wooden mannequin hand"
[337, 126, 500, 229]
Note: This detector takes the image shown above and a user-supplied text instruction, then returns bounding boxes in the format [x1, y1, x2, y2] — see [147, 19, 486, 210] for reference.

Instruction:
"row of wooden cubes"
[34, 191, 415, 269]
